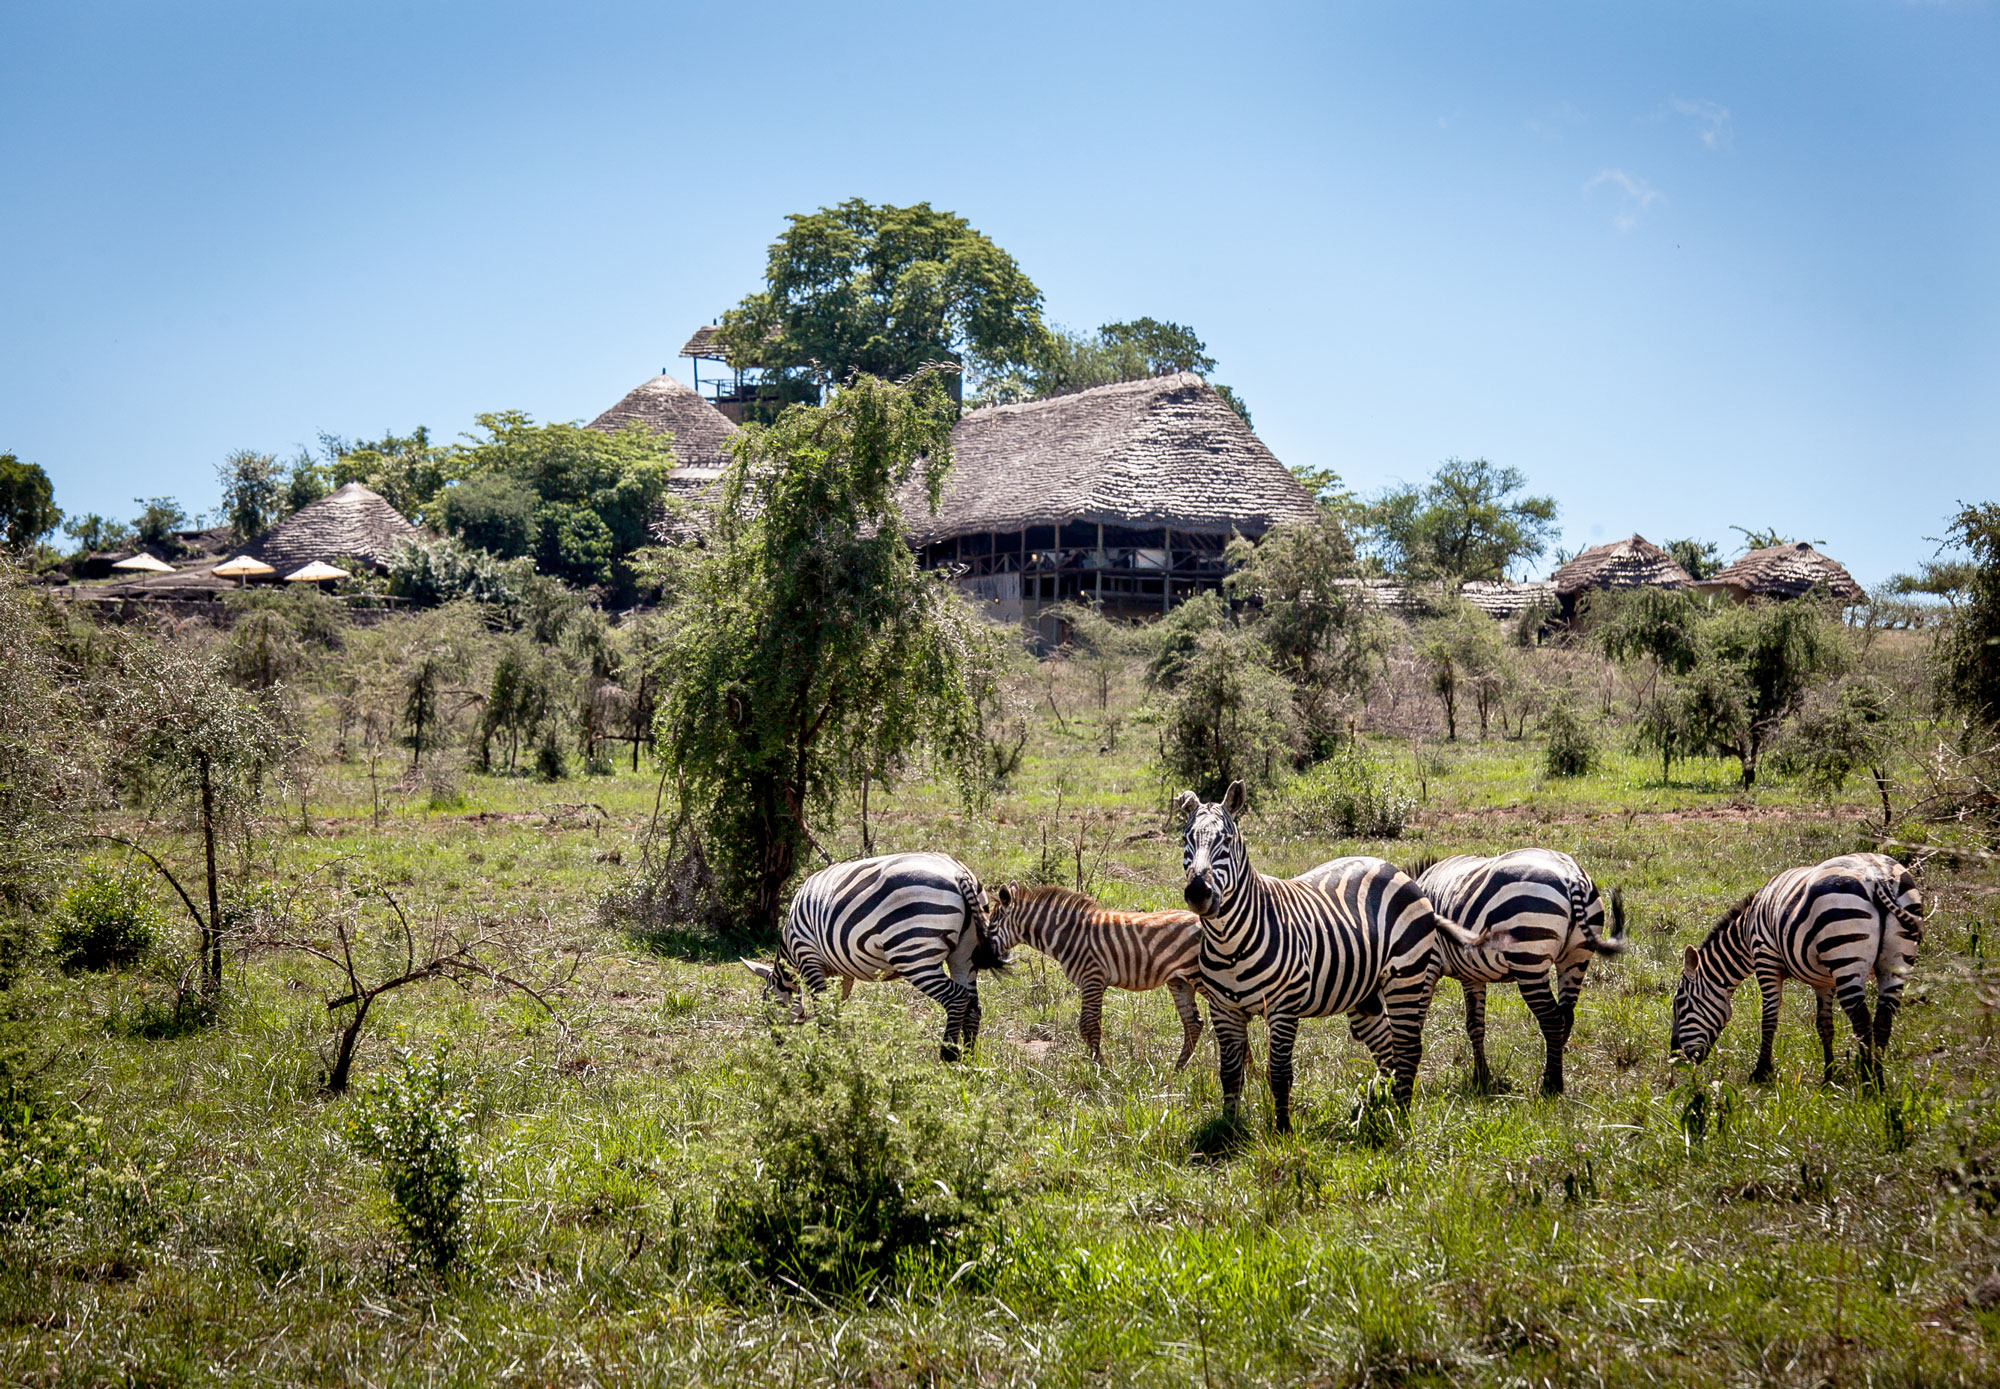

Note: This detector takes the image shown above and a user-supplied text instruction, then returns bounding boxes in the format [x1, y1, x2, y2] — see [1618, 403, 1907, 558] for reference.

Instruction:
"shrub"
[1284, 744, 1415, 839]
[1157, 627, 1296, 800]
[50, 867, 160, 974]
[713, 1026, 1006, 1299]
[1541, 695, 1598, 779]
[346, 1044, 478, 1274]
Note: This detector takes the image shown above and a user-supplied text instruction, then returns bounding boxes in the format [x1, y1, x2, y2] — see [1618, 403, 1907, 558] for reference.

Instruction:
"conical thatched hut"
[588, 373, 740, 486]
[1698, 542, 1865, 605]
[252, 482, 419, 574]
[1550, 535, 1696, 621]
[903, 373, 1319, 621]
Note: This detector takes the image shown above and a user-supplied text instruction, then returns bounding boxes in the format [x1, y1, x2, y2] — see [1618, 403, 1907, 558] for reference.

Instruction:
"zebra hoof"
[1750, 1064, 1775, 1085]
[940, 1044, 962, 1063]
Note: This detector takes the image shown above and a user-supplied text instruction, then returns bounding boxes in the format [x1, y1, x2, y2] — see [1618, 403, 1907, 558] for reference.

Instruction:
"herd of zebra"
[742, 780, 1928, 1125]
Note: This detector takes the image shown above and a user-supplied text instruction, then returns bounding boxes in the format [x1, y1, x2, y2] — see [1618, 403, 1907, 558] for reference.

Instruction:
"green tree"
[61, 512, 131, 557]
[216, 449, 284, 542]
[1157, 626, 1296, 800]
[1416, 599, 1509, 741]
[131, 497, 190, 552]
[1361, 457, 1560, 582]
[0, 455, 61, 553]
[437, 474, 538, 558]
[327, 427, 461, 522]
[1664, 537, 1724, 581]
[284, 447, 332, 513]
[717, 200, 1046, 403]
[655, 371, 982, 940]
[1226, 512, 1383, 756]
[1934, 500, 2000, 733]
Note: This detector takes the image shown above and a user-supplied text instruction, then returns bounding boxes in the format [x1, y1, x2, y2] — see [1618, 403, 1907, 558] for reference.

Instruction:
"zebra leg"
[1078, 972, 1106, 1064]
[1211, 1005, 1252, 1121]
[1461, 980, 1493, 1093]
[1168, 978, 1204, 1072]
[1813, 987, 1837, 1083]
[1750, 959, 1785, 1085]
[1517, 971, 1570, 1097]
[838, 977, 854, 1005]
[1348, 996, 1396, 1076]
[963, 978, 983, 1059]
[1555, 959, 1590, 1048]
[906, 967, 971, 1063]
[1870, 942, 1915, 1071]
[1267, 1013, 1300, 1135]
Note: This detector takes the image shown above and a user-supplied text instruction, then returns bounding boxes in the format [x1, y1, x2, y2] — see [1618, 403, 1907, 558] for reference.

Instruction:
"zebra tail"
[1585, 885, 1629, 956]
[1433, 907, 1486, 950]
[1870, 876, 1926, 938]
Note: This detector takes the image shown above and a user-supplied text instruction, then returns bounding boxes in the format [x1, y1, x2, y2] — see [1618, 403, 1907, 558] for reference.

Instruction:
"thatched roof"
[587, 373, 739, 478]
[680, 325, 726, 360]
[903, 374, 1318, 545]
[252, 482, 419, 573]
[1551, 535, 1695, 597]
[1701, 542, 1865, 603]
[1461, 580, 1556, 620]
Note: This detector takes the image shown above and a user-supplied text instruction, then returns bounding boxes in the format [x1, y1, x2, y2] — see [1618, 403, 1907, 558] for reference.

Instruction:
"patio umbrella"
[213, 555, 276, 581]
[111, 553, 174, 574]
[284, 561, 349, 583]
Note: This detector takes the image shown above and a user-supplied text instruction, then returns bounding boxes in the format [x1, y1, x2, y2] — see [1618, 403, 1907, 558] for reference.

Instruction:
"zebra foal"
[1176, 781, 1483, 1128]
[1673, 852, 1924, 1084]
[990, 884, 1206, 1069]
[742, 852, 1006, 1062]
[1407, 849, 1625, 1095]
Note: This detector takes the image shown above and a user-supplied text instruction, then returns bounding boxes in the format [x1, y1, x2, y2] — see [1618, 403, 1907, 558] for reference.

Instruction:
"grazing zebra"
[1673, 852, 1924, 1084]
[990, 884, 1206, 1069]
[1407, 849, 1626, 1096]
[1175, 781, 1483, 1128]
[741, 852, 1006, 1062]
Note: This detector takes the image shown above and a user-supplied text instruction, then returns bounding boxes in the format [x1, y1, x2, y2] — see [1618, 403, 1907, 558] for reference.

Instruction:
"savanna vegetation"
[6, 372, 2000, 1384]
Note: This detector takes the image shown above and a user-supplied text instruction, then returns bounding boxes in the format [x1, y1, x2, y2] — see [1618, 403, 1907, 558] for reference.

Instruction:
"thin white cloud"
[1585, 168, 1665, 231]
[1668, 96, 1732, 150]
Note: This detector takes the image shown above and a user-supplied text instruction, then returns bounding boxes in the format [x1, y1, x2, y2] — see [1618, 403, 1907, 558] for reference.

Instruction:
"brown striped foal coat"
[990, 885, 1206, 1069]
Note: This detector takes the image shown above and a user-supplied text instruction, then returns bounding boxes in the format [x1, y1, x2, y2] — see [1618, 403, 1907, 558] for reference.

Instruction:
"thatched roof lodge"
[1697, 542, 1865, 605]
[903, 373, 1319, 621]
[588, 372, 740, 485]
[1550, 534, 1695, 621]
[252, 482, 419, 573]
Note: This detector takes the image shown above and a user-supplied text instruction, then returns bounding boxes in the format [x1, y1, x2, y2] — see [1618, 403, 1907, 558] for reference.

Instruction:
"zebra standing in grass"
[1673, 852, 1924, 1084]
[1406, 849, 1625, 1096]
[990, 884, 1206, 1069]
[1175, 781, 1484, 1127]
[741, 852, 1006, 1062]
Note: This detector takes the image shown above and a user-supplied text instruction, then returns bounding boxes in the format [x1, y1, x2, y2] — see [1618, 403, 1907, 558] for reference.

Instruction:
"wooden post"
[1162, 526, 1173, 614]
[1095, 522, 1103, 607]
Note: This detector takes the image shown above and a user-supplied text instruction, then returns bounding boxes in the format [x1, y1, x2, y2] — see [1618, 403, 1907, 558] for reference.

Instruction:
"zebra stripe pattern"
[1410, 849, 1625, 1095]
[1176, 781, 1484, 1128]
[990, 884, 1206, 1069]
[743, 852, 1004, 1062]
[1673, 852, 1924, 1083]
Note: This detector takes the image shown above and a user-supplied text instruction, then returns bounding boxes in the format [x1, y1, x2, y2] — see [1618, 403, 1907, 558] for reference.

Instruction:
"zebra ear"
[997, 884, 1014, 908]
[1171, 790, 1198, 821]
[741, 958, 775, 983]
[1681, 944, 1699, 975]
[1222, 780, 1248, 815]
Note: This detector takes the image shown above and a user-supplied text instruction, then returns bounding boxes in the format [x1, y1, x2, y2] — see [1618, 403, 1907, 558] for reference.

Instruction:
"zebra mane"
[1694, 894, 1755, 950]
[1006, 884, 1103, 912]
[1402, 853, 1440, 880]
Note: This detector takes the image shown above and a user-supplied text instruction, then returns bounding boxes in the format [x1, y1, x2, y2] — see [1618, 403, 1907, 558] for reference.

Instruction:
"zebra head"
[740, 956, 802, 1018]
[989, 884, 1023, 953]
[1174, 780, 1248, 916]
[1671, 940, 1731, 1063]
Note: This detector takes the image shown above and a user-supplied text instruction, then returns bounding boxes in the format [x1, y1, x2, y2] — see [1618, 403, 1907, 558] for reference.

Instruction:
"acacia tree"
[655, 371, 982, 940]
[1935, 500, 2000, 734]
[1226, 512, 1383, 756]
[1362, 457, 1560, 582]
[717, 200, 1045, 404]
[217, 449, 285, 542]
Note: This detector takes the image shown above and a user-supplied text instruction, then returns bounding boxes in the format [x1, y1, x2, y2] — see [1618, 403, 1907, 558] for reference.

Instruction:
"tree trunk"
[199, 752, 222, 996]
[326, 993, 375, 1095]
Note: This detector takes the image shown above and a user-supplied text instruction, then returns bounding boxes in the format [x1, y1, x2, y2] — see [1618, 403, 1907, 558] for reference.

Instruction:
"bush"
[1157, 627, 1296, 800]
[1284, 743, 1415, 839]
[1541, 695, 1598, 779]
[346, 1044, 478, 1275]
[50, 867, 160, 974]
[713, 1026, 1006, 1299]
[387, 534, 531, 612]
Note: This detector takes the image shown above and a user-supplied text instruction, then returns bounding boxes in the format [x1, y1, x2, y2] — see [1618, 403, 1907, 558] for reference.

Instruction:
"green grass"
[5, 671, 1998, 1386]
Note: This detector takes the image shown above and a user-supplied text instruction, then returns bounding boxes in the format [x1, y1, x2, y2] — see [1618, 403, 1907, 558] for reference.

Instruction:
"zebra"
[989, 884, 1206, 1069]
[1406, 849, 1626, 1096]
[1673, 852, 1924, 1084]
[741, 852, 1007, 1062]
[1175, 780, 1484, 1128]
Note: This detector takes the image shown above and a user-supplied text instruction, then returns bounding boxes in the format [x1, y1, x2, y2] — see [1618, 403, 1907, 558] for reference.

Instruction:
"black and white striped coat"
[1175, 781, 1483, 1127]
[990, 884, 1205, 1069]
[1410, 849, 1624, 1095]
[742, 852, 1004, 1061]
[1673, 852, 1924, 1083]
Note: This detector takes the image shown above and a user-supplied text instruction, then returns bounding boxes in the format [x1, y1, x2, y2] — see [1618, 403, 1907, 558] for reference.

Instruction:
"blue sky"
[3, 1, 1994, 584]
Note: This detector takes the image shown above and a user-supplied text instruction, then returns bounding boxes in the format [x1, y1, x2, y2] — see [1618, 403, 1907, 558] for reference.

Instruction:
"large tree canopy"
[716, 200, 1046, 400]
[0, 454, 61, 553]
[1360, 457, 1560, 583]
